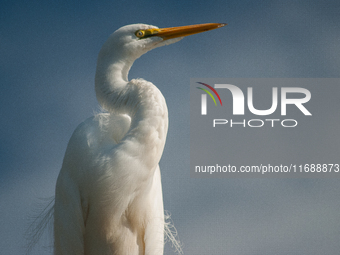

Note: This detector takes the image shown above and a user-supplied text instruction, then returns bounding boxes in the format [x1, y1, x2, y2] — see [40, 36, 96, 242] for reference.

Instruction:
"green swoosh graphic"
[197, 87, 217, 106]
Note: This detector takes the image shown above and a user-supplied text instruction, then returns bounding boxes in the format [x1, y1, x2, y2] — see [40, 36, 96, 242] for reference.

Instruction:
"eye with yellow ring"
[135, 30, 145, 38]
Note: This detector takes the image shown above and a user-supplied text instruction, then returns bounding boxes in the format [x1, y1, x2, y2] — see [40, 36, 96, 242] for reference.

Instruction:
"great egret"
[53, 23, 226, 255]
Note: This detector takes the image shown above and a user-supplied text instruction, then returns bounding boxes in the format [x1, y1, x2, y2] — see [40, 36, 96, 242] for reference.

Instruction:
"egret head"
[99, 23, 227, 62]
[95, 22, 226, 108]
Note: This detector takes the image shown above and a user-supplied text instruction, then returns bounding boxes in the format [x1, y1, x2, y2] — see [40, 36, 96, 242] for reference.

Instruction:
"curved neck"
[95, 51, 134, 111]
[94, 46, 169, 170]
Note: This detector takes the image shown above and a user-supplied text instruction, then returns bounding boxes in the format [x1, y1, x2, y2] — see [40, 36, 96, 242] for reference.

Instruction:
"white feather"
[53, 24, 182, 255]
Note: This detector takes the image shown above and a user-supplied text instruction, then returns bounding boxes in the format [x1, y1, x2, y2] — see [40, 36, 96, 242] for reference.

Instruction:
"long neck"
[95, 48, 169, 170]
[95, 50, 133, 112]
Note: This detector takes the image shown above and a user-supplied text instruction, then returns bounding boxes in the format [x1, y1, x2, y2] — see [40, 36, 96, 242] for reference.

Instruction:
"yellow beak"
[154, 23, 227, 40]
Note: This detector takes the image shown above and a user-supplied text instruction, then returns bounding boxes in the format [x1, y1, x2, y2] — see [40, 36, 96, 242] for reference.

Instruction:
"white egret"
[53, 23, 226, 255]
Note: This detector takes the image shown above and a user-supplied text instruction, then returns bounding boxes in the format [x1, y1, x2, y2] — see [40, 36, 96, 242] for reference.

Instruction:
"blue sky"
[1, 0, 340, 254]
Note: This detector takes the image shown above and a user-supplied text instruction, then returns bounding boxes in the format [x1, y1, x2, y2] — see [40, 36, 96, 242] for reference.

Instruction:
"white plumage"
[53, 23, 225, 254]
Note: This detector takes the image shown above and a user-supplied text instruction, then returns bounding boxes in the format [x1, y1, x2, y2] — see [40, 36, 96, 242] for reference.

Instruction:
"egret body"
[54, 23, 226, 255]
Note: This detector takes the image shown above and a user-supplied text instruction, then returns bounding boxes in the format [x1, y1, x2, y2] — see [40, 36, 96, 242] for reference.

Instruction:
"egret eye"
[135, 30, 145, 38]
